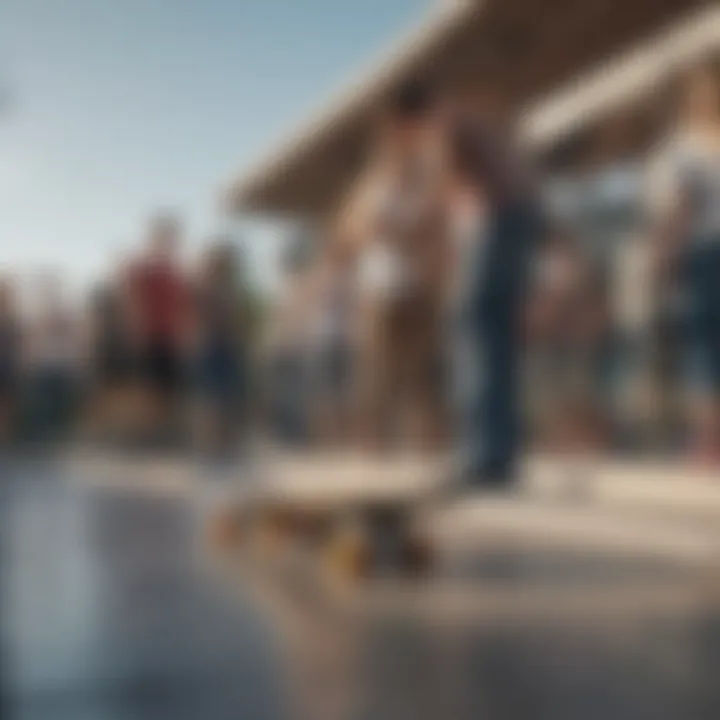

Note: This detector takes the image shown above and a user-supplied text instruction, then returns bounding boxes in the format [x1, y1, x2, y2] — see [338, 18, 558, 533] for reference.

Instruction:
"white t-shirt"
[358, 241, 409, 300]
[355, 152, 443, 300]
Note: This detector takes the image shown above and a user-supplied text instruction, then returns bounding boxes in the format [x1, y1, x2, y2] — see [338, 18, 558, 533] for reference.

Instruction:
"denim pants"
[453, 200, 536, 485]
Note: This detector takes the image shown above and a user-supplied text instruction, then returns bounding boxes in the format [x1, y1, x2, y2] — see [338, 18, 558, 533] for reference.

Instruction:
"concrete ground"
[0, 456, 283, 720]
[2, 451, 719, 720]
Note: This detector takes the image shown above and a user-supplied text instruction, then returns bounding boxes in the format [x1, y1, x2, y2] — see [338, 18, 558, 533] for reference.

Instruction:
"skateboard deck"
[210, 452, 449, 579]
[207, 452, 720, 587]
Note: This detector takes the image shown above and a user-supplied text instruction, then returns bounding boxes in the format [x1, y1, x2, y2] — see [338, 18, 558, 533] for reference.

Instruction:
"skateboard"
[208, 453, 446, 580]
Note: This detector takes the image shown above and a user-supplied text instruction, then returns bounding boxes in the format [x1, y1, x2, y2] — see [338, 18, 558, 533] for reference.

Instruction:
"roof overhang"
[523, 4, 720, 157]
[225, 0, 714, 219]
[224, 0, 483, 218]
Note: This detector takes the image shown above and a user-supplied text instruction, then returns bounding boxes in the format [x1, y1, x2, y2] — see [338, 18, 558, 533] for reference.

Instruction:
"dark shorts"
[196, 342, 242, 405]
[142, 340, 183, 396]
[96, 343, 136, 388]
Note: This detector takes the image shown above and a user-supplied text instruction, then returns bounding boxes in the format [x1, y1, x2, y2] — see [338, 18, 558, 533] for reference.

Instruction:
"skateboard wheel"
[253, 509, 292, 554]
[324, 526, 373, 581]
[402, 534, 434, 574]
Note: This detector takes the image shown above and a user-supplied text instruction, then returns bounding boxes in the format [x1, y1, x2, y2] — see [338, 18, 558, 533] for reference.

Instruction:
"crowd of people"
[0, 216, 252, 455]
[261, 81, 538, 488]
[261, 58, 720, 477]
[4, 58, 720, 478]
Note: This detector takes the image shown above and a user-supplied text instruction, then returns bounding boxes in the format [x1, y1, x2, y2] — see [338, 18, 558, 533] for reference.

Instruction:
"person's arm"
[335, 166, 382, 261]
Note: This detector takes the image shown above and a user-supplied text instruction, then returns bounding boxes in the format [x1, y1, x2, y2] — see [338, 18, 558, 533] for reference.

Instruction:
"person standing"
[261, 240, 316, 447]
[87, 272, 137, 444]
[646, 58, 720, 464]
[26, 276, 83, 448]
[306, 235, 358, 446]
[447, 117, 540, 488]
[525, 229, 611, 452]
[341, 81, 452, 452]
[192, 241, 248, 455]
[130, 215, 191, 446]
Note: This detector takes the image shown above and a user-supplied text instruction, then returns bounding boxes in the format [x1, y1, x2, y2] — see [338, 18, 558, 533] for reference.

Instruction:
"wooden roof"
[225, 0, 713, 218]
[525, 4, 720, 169]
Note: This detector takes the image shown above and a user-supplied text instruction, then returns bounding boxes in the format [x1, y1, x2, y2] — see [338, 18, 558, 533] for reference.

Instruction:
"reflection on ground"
[1, 458, 282, 720]
[2, 454, 720, 720]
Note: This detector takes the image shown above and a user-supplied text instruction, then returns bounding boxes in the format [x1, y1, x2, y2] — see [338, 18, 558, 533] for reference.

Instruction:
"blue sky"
[1, 0, 428, 294]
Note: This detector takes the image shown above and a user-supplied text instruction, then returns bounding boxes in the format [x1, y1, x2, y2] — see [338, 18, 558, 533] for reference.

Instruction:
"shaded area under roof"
[225, 0, 713, 219]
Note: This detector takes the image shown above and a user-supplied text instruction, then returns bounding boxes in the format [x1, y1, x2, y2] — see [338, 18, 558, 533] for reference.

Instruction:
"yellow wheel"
[251, 507, 295, 556]
[323, 522, 373, 582]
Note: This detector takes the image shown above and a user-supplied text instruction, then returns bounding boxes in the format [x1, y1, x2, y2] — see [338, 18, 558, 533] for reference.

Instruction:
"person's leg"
[56, 371, 78, 443]
[336, 344, 356, 448]
[682, 246, 720, 463]
[156, 344, 174, 437]
[281, 354, 308, 447]
[356, 301, 393, 451]
[135, 343, 157, 444]
[33, 370, 56, 446]
[193, 345, 214, 452]
[311, 346, 333, 445]
[0, 369, 18, 445]
[472, 317, 520, 484]
[0, 396, 13, 445]
[234, 346, 249, 441]
[193, 398, 219, 453]
[462, 201, 534, 487]
[705, 248, 720, 462]
[214, 345, 242, 451]
[40, 370, 66, 447]
[405, 304, 445, 452]
[145, 340, 183, 446]
[315, 342, 349, 447]
[694, 308, 720, 464]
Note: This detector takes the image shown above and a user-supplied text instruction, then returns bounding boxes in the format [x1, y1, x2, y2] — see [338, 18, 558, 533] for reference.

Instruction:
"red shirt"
[131, 259, 188, 344]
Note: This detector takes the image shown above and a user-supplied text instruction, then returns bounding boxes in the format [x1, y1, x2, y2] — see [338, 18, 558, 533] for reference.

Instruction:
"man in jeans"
[448, 119, 540, 488]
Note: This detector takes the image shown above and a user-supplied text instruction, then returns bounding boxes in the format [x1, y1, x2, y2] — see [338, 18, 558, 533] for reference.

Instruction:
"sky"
[1, 0, 429, 296]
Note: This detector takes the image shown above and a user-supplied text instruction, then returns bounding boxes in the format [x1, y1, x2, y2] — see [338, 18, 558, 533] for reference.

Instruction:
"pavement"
[0, 456, 283, 720]
[2, 450, 720, 720]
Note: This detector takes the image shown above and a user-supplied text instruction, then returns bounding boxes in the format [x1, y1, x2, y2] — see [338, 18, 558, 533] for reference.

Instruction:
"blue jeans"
[196, 341, 243, 404]
[454, 200, 537, 485]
